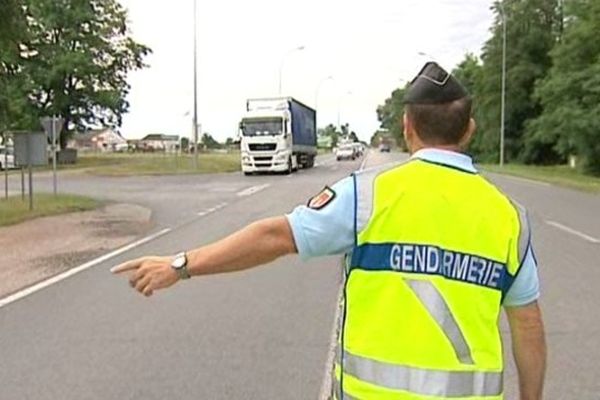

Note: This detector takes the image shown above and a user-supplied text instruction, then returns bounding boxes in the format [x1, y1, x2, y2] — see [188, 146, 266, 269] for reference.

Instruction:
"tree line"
[0, 0, 149, 148]
[377, 0, 600, 175]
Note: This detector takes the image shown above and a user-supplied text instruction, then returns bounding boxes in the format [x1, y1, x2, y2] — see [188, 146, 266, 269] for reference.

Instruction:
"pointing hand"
[111, 256, 179, 297]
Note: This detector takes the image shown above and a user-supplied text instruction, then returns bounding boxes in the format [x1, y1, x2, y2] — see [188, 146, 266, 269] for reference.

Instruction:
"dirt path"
[0, 203, 153, 298]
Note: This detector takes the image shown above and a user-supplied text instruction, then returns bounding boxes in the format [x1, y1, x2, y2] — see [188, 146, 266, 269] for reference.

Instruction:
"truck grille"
[253, 156, 273, 162]
[249, 143, 276, 151]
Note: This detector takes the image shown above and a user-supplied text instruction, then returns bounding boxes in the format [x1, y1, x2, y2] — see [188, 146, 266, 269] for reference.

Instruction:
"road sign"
[40, 116, 64, 141]
[40, 116, 64, 196]
[14, 132, 47, 167]
[13, 131, 48, 210]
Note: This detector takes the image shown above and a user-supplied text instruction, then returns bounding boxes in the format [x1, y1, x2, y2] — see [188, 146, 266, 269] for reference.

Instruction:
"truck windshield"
[241, 119, 283, 136]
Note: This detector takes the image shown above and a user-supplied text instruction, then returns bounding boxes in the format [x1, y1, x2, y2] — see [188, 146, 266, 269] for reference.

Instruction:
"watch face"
[172, 254, 186, 268]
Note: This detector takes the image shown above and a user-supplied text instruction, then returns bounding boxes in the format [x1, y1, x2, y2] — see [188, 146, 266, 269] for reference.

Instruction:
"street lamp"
[499, 2, 507, 167]
[279, 46, 305, 95]
[192, 0, 199, 168]
[418, 51, 436, 59]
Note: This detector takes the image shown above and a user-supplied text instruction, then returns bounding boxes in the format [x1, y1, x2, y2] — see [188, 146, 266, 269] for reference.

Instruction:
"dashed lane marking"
[197, 202, 228, 216]
[236, 184, 270, 197]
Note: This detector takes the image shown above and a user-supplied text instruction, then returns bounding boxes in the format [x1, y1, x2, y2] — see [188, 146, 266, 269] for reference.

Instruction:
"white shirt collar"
[411, 148, 477, 173]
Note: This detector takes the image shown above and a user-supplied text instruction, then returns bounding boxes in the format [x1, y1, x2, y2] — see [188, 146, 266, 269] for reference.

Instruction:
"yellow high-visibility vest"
[334, 158, 529, 400]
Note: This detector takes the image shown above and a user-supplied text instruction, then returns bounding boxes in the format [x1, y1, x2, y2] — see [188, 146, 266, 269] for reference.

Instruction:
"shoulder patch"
[308, 186, 336, 210]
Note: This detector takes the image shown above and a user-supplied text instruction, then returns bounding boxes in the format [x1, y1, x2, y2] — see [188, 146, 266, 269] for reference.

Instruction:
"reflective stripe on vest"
[405, 279, 474, 365]
[336, 348, 503, 397]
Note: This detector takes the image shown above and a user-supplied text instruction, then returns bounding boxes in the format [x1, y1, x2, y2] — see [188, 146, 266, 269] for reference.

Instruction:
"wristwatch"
[171, 252, 191, 280]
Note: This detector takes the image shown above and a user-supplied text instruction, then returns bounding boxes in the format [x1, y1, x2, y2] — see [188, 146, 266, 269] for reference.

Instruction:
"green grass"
[4, 152, 242, 176]
[4, 152, 241, 177]
[480, 163, 600, 193]
[78, 152, 241, 176]
[0, 194, 100, 227]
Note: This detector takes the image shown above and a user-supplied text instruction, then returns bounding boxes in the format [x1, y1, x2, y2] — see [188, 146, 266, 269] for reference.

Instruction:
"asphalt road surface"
[1, 151, 599, 399]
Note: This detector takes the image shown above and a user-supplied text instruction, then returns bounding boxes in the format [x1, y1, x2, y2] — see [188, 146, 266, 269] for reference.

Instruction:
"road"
[1, 151, 599, 399]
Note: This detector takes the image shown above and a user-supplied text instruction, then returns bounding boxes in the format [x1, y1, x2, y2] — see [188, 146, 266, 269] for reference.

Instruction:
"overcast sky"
[118, 0, 496, 142]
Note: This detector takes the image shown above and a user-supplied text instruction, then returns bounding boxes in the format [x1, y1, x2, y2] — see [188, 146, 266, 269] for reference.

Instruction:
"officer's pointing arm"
[186, 216, 297, 276]
[111, 181, 353, 297]
[111, 216, 297, 277]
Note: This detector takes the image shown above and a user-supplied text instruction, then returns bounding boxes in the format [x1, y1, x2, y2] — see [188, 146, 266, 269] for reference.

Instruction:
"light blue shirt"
[286, 149, 540, 307]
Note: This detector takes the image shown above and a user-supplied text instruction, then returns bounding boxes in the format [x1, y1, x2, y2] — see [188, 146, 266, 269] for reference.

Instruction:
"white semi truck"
[239, 97, 317, 175]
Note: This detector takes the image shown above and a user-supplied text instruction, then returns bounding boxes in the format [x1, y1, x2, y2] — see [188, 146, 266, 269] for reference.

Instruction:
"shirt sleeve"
[503, 245, 540, 307]
[286, 176, 355, 260]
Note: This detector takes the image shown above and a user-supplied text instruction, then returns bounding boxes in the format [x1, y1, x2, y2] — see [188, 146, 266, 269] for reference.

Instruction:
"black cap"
[403, 62, 469, 104]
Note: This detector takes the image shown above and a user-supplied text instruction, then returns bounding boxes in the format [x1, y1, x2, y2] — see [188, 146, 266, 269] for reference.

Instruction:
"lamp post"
[417, 51, 436, 60]
[278, 46, 305, 95]
[499, 2, 507, 167]
[192, 0, 199, 168]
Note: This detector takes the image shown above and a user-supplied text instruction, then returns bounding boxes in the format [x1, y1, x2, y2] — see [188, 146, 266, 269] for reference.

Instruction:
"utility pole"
[192, 0, 199, 169]
[500, 2, 507, 167]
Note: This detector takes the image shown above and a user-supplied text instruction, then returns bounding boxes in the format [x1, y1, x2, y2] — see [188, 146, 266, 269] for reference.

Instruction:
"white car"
[0, 147, 15, 170]
[336, 144, 357, 161]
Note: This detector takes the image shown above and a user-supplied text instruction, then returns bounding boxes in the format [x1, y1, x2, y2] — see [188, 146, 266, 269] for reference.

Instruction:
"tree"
[180, 137, 190, 152]
[318, 123, 340, 148]
[376, 85, 407, 149]
[526, 0, 600, 174]
[202, 133, 221, 149]
[0, 0, 34, 132]
[23, 0, 151, 147]
[475, 0, 562, 163]
[452, 53, 482, 95]
[452, 53, 486, 158]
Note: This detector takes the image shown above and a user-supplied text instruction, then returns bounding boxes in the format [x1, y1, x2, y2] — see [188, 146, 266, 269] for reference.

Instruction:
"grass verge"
[0, 194, 99, 227]
[4, 152, 242, 177]
[480, 164, 600, 193]
[80, 152, 241, 176]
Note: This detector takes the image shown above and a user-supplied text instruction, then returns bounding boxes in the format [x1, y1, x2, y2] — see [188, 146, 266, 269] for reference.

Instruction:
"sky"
[118, 0, 497, 143]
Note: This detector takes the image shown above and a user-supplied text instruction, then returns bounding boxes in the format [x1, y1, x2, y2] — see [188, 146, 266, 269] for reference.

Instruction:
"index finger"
[110, 258, 145, 274]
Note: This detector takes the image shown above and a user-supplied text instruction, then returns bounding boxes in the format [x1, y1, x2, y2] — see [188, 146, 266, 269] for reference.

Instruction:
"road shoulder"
[0, 203, 153, 298]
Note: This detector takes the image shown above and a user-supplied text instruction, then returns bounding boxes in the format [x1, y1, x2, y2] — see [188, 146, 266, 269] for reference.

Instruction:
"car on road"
[379, 143, 391, 153]
[336, 144, 358, 161]
[0, 146, 15, 170]
[352, 143, 364, 157]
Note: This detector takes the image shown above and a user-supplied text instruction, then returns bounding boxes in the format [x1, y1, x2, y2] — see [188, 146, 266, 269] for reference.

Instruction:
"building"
[139, 134, 180, 153]
[69, 129, 128, 152]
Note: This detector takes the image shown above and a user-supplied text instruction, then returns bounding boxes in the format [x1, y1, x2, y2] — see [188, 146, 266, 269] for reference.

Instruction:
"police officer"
[112, 62, 546, 400]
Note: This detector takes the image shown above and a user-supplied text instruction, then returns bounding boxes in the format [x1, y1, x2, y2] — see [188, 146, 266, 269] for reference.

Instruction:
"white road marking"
[0, 228, 172, 309]
[546, 220, 600, 244]
[318, 286, 344, 400]
[236, 184, 270, 197]
[359, 150, 371, 171]
[197, 202, 228, 216]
